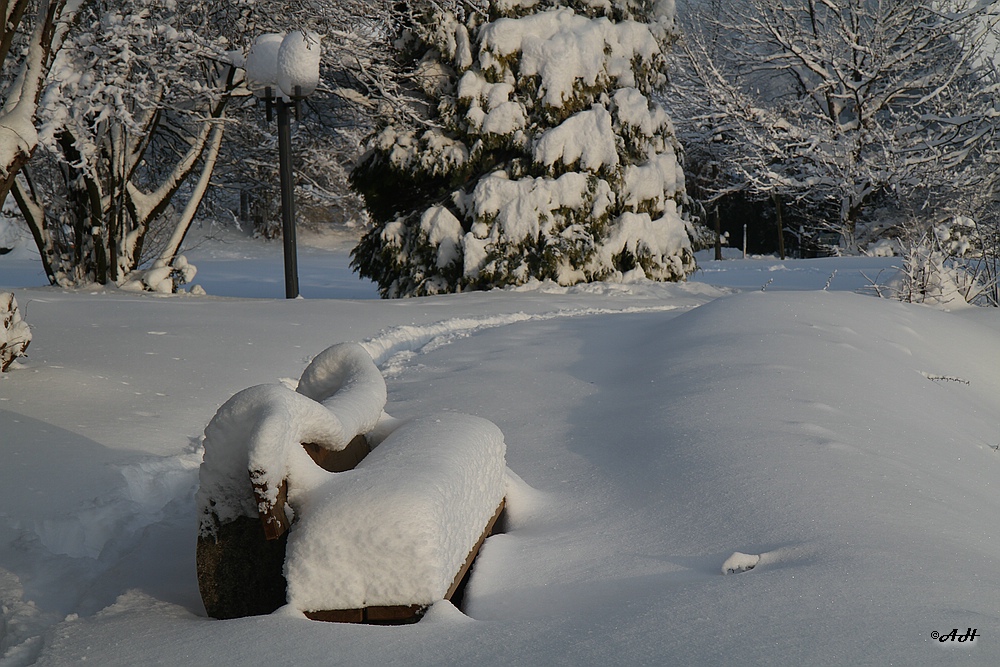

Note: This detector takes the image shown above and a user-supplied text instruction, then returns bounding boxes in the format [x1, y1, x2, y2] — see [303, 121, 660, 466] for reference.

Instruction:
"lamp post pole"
[276, 97, 299, 299]
[246, 31, 320, 299]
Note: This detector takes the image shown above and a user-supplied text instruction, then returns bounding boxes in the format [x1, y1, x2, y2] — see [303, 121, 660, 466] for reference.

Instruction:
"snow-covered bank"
[1, 237, 998, 665]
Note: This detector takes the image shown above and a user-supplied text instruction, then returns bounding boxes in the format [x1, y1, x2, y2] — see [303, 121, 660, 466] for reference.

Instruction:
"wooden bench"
[197, 343, 506, 623]
[198, 419, 506, 624]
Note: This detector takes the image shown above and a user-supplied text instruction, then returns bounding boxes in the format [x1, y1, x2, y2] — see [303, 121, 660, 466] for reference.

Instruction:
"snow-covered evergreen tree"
[351, 0, 696, 297]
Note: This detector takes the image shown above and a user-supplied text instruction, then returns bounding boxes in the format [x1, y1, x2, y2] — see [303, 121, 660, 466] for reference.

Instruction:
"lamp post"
[245, 31, 321, 299]
[275, 96, 298, 299]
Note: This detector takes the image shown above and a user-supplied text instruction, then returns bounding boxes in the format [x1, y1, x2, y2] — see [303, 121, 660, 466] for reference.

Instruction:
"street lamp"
[245, 31, 322, 299]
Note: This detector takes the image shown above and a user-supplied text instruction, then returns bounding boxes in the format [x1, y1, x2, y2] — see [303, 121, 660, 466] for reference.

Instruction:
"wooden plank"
[305, 604, 424, 626]
[446, 498, 506, 601]
[302, 433, 370, 473]
[305, 604, 426, 625]
[304, 608, 364, 623]
[364, 604, 426, 624]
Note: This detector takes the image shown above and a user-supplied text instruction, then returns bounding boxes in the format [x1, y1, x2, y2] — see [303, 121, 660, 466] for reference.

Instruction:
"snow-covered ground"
[1, 228, 998, 665]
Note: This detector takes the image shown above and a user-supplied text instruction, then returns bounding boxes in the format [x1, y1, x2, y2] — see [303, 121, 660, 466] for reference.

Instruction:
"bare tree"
[11, 0, 238, 290]
[674, 0, 1000, 253]
[0, 0, 78, 204]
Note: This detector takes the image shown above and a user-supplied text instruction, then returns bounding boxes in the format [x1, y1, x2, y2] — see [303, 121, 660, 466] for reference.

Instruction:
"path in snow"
[361, 304, 687, 376]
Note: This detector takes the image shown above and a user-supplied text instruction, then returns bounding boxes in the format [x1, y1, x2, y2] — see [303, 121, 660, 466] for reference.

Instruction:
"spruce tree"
[351, 0, 696, 297]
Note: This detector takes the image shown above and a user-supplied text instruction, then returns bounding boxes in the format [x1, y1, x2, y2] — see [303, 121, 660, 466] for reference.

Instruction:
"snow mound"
[119, 255, 197, 294]
[721, 552, 760, 575]
[37, 452, 201, 559]
[295, 342, 387, 440]
[284, 413, 506, 611]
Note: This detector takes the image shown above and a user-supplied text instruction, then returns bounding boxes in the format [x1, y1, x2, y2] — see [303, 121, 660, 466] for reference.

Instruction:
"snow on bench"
[285, 413, 506, 620]
[197, 343, 386, 541]
[196, 342, 506, 622]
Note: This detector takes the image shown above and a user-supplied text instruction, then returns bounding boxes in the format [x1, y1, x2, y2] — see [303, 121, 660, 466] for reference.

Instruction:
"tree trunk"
[156, 121, 226, 268]
[10, 172, 54, 282]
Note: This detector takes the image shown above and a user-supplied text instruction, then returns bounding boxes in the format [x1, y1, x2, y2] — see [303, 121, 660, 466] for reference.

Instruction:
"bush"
[882, 218, 998, 307]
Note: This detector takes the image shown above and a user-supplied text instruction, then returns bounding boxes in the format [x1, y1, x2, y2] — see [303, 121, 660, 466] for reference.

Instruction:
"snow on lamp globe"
[277, 30, 321, 100]
[245, 32, 284, 100]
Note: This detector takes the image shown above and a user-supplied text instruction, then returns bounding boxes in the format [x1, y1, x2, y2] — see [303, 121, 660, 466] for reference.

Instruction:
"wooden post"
[713, 207, 722, 261]
[772, 193, 786, 260]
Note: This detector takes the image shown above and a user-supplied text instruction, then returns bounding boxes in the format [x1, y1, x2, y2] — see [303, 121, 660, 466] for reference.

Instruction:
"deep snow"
[1, 229, 999, 665]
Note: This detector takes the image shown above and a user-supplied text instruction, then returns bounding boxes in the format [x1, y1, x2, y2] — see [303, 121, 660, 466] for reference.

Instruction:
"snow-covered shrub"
[350, 0, 697, 297]
[120, 255, 199, 294]
[885, 218, 997, 307]
[1, 293, 31, 371]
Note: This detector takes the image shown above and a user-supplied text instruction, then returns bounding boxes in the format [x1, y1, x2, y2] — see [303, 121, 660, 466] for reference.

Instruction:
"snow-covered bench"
[196, 343, 506, 623]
